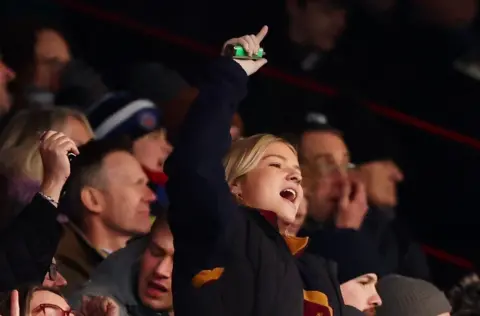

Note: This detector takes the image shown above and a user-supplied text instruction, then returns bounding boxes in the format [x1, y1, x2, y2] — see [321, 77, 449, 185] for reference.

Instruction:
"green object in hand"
[225, 44, 265, 60]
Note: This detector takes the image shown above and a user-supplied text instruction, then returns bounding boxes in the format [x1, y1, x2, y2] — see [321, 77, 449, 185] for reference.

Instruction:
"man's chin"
[143, 299, 172, 313]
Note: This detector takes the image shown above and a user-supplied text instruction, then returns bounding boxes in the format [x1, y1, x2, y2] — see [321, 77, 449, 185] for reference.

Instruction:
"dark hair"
[449, 275, 480, 315]
[0, 286, 63, 316]
[59, 136, 133, 226]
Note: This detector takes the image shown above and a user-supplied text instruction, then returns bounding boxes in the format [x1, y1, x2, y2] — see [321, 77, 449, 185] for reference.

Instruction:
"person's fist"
[81, 296, 119, 316]
[222, 26, 269, 76]
[39, 131, 79, 203]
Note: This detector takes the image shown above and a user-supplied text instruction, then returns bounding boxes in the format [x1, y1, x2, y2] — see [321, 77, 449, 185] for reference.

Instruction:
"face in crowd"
[300, 130, 350, 222]
[137, 221, 174, 313]
[82, 150, 156, 235]
[341, 273, 382, 312]
[287, 0, 347, 52]
[133, 129, 173, 173]
[226, 135, 304, 226]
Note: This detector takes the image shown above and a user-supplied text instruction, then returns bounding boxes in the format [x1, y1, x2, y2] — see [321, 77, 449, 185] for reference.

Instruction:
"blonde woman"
[0, 108, 93, 226]
[0, 108, 92, 180]
[165, 27, 363, 316]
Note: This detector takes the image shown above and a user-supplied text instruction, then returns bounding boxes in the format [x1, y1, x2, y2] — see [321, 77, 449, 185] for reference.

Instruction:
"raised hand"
[39, 130, 79, 205]
[222, 26, 269, 76]
[81, 296, 120, 316]
[335, 178, 368, 230]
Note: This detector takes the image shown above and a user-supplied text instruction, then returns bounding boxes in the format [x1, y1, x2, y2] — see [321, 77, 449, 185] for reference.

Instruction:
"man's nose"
[369, 293, 382, 307]
[155, 257, 173, 278]
[144, 186, 157, 202]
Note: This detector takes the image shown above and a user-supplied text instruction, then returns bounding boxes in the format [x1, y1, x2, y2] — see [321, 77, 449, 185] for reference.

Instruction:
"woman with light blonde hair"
[0, 107, 93, 226]
[165, 28, 362, 316]
[0, 107, 93, 181]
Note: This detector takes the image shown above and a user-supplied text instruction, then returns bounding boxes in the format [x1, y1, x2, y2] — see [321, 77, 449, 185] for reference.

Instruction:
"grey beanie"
[376, 275, 451, 316]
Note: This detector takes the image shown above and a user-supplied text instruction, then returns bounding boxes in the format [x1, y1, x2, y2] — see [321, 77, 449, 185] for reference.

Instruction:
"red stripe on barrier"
[53, 0, 476, 270]
[421, 244, 474, 270]
[53, 0, 480, 151]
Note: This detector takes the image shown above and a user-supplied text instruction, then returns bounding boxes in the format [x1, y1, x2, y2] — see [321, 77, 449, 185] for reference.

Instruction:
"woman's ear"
[230, 182, 242, 197]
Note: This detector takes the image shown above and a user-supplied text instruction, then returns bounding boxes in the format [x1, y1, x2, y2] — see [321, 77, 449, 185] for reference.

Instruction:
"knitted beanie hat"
[87, 92, 162, 141]
[376, 275, 451, 316]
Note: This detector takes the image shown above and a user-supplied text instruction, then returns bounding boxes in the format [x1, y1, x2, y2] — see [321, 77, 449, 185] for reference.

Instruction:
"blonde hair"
[223, 133, 297, 185]
[0, 108, 93, 182]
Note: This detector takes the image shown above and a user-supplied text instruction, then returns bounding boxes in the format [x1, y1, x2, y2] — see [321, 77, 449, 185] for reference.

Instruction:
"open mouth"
[148, 282, 168, 293]
[280, 188, 297, 203]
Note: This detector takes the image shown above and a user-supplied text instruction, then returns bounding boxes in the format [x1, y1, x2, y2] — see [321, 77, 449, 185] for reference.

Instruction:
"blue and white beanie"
[86, 92, 161, 140]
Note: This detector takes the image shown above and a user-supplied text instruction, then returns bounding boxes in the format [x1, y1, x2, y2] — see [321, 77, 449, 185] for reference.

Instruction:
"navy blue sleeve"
[164, 58, 248, 260]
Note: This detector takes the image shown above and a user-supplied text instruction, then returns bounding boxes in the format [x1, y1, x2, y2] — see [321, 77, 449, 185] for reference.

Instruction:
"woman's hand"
[222, 26, 269, 76]
[81, 296, 120, 316]
[39, 130, 79, 204]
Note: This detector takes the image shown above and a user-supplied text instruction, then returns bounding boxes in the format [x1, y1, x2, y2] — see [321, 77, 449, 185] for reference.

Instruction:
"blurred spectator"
[0, 108, 92, 179]
[287, 111, 429, 279]
[0, 109, 92, 226]
[0, 130, 77, 292]
[57, 138, 156, 295]
[70, 215, 173, 316]
[55, 59, 109, 111]
[376, 274, 451, 316]
[87, 93, 172, 212]
[0, 18, 71, 109]
[285, 0, 348, 70]
[449, 274, 480, 315]
[0, 58, 16, 116]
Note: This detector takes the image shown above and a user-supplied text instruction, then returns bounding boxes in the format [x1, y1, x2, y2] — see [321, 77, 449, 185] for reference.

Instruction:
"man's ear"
[80, 186, 105, 214]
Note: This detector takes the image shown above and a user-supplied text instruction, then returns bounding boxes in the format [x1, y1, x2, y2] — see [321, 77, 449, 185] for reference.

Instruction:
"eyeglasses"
[48, 263, 58, 282]
[305, 156, 355, 178]
[31, 304, 84, 316]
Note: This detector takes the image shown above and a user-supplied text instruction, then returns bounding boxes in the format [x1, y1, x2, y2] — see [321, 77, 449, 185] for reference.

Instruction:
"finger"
[248, 35, 259, 55]
[352, 180, 366, 204]
[243, 36, 256, 56]
[57, 138, 80, 155]
[42, 132, 66, 148]
[236, 38, 249, 53]
[256, 25, 269, 42]
[338, 178, 351, 210]
[222, 38, 239, 52]
[11, 290, 19, 316]
[40, 130, 57, 142]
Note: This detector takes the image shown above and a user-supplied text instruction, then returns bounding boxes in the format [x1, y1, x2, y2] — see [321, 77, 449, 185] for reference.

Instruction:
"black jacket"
[361, 207, 430, 280]
[0, 193, 62, 291]
[165, 57, 363, 316]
